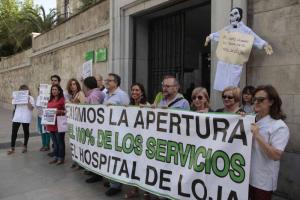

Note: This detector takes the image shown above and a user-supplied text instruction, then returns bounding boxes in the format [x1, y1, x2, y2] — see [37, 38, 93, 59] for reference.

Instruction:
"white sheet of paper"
[12, 90, 29, 105]
[39, 84, 51, 107]
[82, 60, 93, 79]
[41, 108, 57, 125]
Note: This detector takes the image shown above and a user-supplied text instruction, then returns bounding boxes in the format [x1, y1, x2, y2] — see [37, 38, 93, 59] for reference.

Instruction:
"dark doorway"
[133, 1, 211, 103]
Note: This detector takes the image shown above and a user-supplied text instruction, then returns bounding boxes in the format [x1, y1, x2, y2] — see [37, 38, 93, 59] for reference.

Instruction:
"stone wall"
[0, 0, 110, 109]
[247, 0, 300, 199]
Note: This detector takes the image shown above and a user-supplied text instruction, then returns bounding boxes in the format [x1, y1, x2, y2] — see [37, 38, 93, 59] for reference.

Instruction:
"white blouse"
[250, 115, 289, 191]
[12, 96, 35, 123]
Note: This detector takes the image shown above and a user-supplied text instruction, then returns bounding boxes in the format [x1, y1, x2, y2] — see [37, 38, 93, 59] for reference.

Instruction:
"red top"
[46, 97, 65, 133]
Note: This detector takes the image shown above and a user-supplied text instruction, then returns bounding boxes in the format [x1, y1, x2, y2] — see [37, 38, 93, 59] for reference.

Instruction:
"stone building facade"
[0, 0, 299, 199]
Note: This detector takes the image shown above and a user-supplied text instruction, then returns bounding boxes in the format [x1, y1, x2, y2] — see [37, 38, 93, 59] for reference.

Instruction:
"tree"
[0, 0, 57, 57]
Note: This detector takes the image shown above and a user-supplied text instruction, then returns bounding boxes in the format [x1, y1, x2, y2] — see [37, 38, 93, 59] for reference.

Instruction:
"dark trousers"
[50, 132, 65, 161]
[11, 122, 30, 148]
[249, 185, 273, 200]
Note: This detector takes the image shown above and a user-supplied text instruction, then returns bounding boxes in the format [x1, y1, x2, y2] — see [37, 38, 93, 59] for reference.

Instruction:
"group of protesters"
[7, 72, 289, 200]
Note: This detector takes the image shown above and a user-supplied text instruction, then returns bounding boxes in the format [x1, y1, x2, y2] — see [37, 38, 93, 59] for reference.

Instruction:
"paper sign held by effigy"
[216, 31, 254, 65]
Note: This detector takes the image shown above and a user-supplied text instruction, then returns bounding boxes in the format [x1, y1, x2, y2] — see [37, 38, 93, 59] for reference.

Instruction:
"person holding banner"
[216, 86, 244, 114]
[158, 75, 190, 110]
[191, 87, 213, 112]
[249, 85, 289, 200]
[103, 73, 130, 196]
[83, 76, 105, 104]
[124, 83, 150, 199]
[46, 85, 66, 165]
[8, 85, 35, 155]
[66, 78, 85, 104]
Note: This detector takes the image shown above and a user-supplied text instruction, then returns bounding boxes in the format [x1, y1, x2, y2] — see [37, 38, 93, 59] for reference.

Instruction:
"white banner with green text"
[66, 104, 255, 200]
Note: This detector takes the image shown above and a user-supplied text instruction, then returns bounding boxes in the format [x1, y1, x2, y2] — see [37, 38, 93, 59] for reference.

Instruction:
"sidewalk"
[0, 107, 132, 200]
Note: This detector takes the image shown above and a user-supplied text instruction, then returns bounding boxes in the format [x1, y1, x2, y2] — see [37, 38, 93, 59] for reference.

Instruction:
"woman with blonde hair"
[216, 86, 244, 113]
[191, 87, 213, 112]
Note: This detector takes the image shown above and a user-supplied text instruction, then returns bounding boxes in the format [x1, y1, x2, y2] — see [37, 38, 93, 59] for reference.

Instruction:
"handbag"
[57, 115, 68, 132]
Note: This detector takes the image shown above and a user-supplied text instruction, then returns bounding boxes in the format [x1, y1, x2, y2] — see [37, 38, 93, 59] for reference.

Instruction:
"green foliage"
[0, 0, 57, 57]
[79, 0, 98, 11]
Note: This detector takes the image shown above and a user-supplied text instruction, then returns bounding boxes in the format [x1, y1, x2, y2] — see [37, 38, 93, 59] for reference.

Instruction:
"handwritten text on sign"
[216, 31, 254, 65]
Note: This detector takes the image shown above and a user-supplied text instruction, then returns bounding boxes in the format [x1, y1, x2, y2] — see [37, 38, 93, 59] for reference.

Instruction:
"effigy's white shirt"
[210, 22, 267, 91]
[250, 115, 289, 191]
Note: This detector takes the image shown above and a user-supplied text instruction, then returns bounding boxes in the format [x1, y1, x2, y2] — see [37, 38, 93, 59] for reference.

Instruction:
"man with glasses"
[103, 73, 130, 196]
[158, 75, 190, 110]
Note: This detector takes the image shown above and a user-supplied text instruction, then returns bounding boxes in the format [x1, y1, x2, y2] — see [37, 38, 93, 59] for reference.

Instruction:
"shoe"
[7, 149, 15, 155]
[84, 170, 93, 175]
[49, 159, 58, 164]
[56, 160, 64, 165]
[103, 181, 110, 187]
[40, 147, 45, 151]
[105, 188, 122, 196]
[47, 152, 54, 157]
[124, 188, 139, 199]
[44, 147, 50, 151]
[22, 148, 27, 153]
[71, 163, 77, 168]
[85, 175, 102, 183]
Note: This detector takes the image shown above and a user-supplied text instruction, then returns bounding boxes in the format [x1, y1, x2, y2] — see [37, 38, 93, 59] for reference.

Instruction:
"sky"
[34, 0, 56, 14]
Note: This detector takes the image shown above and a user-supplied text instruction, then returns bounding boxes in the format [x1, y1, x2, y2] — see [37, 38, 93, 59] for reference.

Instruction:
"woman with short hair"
[8, 85, 35, 154]
[216, 86, 244, 113]
[249, 85, 289, 200]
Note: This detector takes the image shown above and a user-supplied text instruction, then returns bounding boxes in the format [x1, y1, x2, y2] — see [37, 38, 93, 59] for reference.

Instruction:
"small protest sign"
[12, 90, 29, 105]
[82, 60, 93, 79]
[216, 31, 254, 65]
[41, 108, 57, 125]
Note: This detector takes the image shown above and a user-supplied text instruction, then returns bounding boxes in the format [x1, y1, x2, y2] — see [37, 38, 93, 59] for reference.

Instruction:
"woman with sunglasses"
[216, 86, 244, 113]
[191, 87, 213, 112]
[249, 85, 289, 200]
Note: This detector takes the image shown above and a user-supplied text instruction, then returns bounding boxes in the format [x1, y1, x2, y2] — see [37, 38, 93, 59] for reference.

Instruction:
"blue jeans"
[50, 132, 65, 161]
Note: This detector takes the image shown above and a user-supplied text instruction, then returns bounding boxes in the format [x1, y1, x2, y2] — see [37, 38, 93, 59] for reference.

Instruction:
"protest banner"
[66, 104, 254, 200]
[216, 31, 254, 65]
[12, 90, 29, 104]
[82, 60, 93, 79]
[41, 108, 57, 125]
[36, 84, 51, 107]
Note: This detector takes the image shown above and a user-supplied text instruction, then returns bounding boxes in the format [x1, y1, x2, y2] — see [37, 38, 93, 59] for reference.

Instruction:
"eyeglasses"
[253, 97, 267, 103]
[192, 95, 204, 100]
[222, 95, 234, 100]
[162, 84, 175, 88]
[105, 79, 114, 83]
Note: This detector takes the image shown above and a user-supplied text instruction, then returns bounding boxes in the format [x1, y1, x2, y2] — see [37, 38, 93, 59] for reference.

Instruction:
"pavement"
[0, 107, 136, 200]
[0, 107, 289, 200]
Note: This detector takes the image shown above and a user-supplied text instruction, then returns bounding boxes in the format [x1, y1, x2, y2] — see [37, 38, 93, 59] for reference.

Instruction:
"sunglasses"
[253, 97, 267, 103]
[222, 95, 234, 100]
[192, 95, 204, 100]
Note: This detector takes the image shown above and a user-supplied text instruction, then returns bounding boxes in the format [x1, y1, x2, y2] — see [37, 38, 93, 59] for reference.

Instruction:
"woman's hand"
[27, 97, 34, 110]
[251, 123, 260, 139]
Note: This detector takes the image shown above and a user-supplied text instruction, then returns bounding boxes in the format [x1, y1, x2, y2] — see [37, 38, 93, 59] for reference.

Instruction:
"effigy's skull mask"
[230, 7, 243, 28]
